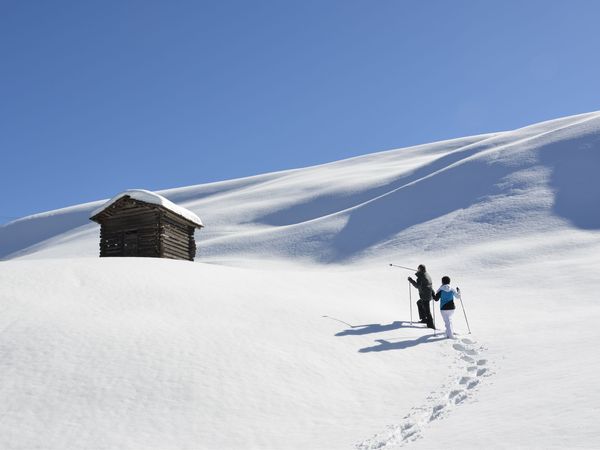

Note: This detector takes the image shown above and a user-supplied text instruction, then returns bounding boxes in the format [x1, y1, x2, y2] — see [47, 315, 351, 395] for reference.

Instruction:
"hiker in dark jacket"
[408, 264, 435, 329]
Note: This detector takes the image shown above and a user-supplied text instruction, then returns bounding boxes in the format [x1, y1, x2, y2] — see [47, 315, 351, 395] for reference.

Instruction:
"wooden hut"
[90, 189, 203, 261]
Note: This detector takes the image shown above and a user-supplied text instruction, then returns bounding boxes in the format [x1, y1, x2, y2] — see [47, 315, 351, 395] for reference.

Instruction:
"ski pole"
[432, 298, 436, 336]
[457, 287, 471, 334]
[408, 280, 413, 325]
[389, 263, 417, 272]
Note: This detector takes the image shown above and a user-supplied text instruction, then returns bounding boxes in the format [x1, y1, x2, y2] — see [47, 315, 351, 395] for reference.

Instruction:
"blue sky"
[1, 0, 600, 222]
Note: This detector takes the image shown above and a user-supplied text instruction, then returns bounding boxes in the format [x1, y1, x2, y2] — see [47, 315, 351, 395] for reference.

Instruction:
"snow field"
[1, 110, 600, 448]
[0, 258, 456, 449]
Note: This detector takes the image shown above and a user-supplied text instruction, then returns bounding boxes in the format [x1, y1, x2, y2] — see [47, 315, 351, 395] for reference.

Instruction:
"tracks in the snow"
[356, 337, 492, 449]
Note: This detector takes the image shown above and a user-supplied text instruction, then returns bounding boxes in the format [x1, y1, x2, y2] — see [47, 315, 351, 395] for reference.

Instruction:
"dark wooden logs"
[90, 195, 201, 261]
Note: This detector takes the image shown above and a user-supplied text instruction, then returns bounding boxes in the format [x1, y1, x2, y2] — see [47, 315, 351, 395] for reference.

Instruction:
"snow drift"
[2, 111, 600, 264]
[1, 111, 600, 449]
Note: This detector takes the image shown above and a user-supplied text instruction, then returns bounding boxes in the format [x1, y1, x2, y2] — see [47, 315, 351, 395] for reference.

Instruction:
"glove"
[456, 287, 460, 292]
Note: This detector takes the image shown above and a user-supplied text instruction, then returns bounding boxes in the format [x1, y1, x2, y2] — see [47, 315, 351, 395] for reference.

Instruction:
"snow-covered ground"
[1, 111, 600, 449]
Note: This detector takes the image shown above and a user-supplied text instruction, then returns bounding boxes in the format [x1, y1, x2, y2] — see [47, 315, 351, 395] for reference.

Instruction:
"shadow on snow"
[335, 321, 424, 336]
[359, 334, 446, 353]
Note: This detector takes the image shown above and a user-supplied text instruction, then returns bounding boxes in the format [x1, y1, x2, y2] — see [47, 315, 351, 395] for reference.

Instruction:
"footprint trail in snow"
[356, 337, 493, 449]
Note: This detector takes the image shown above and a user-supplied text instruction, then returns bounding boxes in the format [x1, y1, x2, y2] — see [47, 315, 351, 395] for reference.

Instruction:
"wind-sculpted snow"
[2, 111, 600, 262]
[0, 204, 97, 259]
[539, 129, 600, 229]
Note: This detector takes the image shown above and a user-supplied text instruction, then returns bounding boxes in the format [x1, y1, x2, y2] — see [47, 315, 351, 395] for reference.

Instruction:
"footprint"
[461, 355, 475, 363]
[477, 368, 488, 377]
[401, 422, 415, 431]
[467, 379, 480, 390]
[452, 343, 467, 352]
[403, 428, 418, 440]
[477, 359, 487, 366]
[459, 376, 472, 385]
[461, 338, 475, 345]
[467, 366, 478, 372]
[430, 404, 445, 420]
[449, 389, 463, 399]
[453, 392, 468, 404]
[454, 343, 479, 355]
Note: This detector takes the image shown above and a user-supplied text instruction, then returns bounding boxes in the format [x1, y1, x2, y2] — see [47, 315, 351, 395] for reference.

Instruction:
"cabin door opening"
[123, 231, 138, 256]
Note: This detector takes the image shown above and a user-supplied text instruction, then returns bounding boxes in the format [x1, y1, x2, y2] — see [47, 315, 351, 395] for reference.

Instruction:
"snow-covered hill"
[1, 112, 600, 449]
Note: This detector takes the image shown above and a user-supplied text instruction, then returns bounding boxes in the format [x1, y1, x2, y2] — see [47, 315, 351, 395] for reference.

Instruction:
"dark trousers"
[417, 299, 434, 327]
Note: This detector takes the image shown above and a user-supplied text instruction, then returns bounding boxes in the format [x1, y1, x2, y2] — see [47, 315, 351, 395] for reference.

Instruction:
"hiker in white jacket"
[434, 276, 461, 339]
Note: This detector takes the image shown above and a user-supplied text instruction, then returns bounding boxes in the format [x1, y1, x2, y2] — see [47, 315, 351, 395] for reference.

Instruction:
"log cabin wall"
[97, 198, 161, 258]
[159, 211, 196, 260]
[92, 195, 200, 261]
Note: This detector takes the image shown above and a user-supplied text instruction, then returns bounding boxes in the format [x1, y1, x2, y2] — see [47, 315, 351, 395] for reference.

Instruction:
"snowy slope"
[1, 111, 600, 449]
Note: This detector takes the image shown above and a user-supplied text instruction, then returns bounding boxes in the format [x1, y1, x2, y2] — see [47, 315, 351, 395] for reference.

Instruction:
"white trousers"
[441, 309, 455, 339]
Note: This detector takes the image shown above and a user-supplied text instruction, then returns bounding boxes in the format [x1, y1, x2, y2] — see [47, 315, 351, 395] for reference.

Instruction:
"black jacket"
[409, 271, 433, 301]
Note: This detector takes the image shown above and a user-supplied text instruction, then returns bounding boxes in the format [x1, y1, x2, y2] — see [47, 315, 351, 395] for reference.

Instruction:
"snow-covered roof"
[91, 189, 203, 227]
